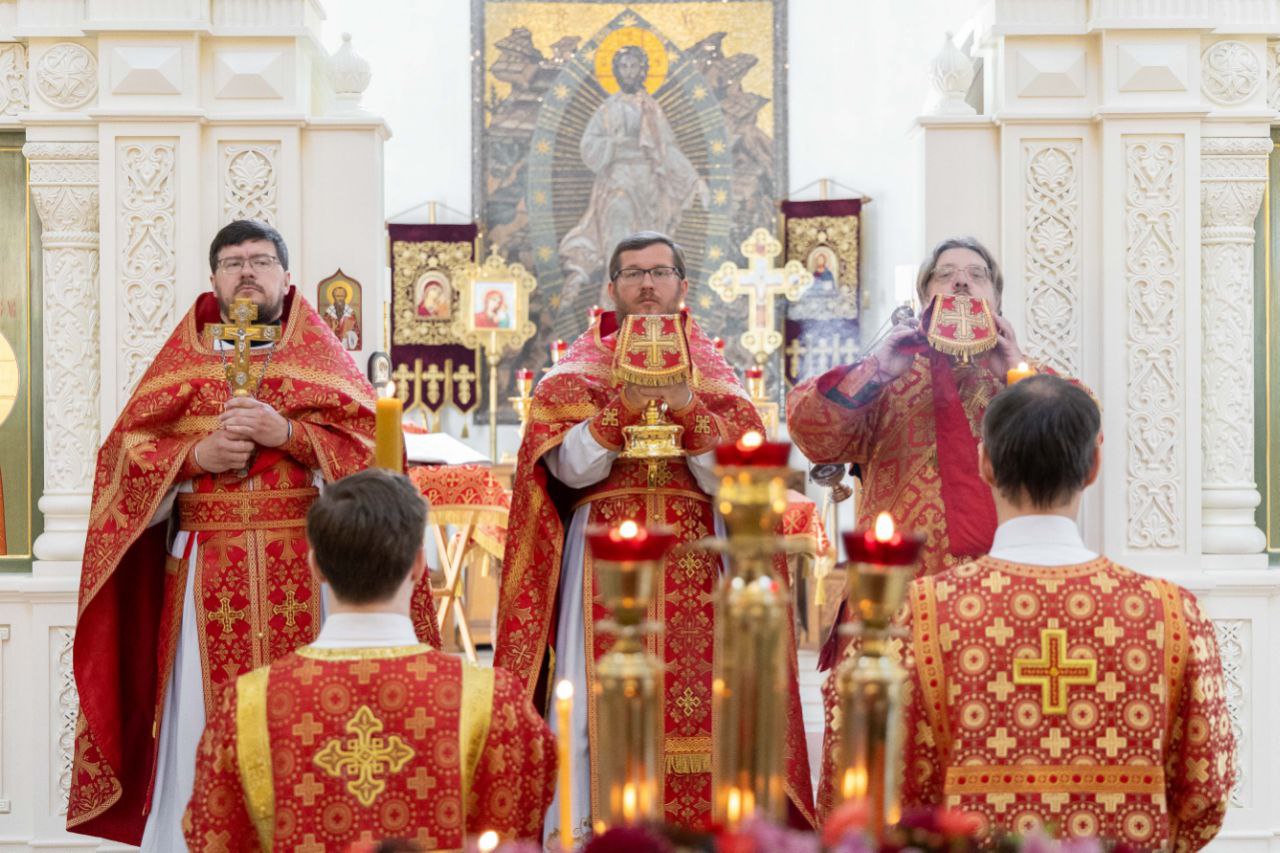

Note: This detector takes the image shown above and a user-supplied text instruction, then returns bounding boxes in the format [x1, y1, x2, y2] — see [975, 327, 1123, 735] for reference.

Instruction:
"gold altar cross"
[314, 705, 415, 807]
[635, 317, 681, 369]
[709, 227, 812, 364]
[207, 297, 280, 396]
[451, 361, 476, 407]
[1012, 628, 1097, 714]
[784, 338, 808, 378]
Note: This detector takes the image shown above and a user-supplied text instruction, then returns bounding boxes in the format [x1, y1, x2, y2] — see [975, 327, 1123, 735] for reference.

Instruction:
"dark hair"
[612, 44, 649, 81]
[209, 219, 290, 272]
[915, 236, 1002, 308]
[982, 374, 1101, 509]
[305, 469, 426, 604]
[609, 231, 687, 280]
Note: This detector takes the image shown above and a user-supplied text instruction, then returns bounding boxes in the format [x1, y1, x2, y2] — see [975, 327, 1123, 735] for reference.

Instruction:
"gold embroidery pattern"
[313, 705, 416, 807]
[458, 663, 495, 820]
[235, 667, 275, 850]
[1013, 628, 1097, 714]
[296, 644, 432, 661]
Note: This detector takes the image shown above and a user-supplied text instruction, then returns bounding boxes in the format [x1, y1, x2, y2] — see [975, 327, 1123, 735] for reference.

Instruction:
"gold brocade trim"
[530, 401, 600, 422]
[1157, 579, 1189, 745]
[944, 764, 1166, 795]
[177, 487, 318, 531]
[911, 577, 951, 756]
[236, 667, 275, 851]
[459, 662, 495, 822]
[665, 736, 712, 774]
[977, 556, 1113, 579]
[572, 487, 709, 511]
[295, 644, 433, 661]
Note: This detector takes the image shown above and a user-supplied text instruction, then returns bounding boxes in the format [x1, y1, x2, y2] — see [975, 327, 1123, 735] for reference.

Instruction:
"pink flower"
[822, 799, 871, 846]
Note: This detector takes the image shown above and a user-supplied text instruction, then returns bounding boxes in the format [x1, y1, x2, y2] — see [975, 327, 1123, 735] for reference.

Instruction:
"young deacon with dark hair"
[865, 376, 1233, 849]
[184, 469, 556, 852]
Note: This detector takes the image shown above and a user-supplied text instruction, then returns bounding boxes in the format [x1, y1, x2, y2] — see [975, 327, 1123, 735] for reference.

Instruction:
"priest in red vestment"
[495, 232, 815, 840]
[788, 237, 1048, 670]
[184, 470, 555, 851]
[67, 221, 436, 848]
[820, 375, 1235, 847]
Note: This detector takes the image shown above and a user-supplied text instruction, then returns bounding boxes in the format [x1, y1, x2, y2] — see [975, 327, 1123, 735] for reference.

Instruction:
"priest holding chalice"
[787, 235, 1068, 817]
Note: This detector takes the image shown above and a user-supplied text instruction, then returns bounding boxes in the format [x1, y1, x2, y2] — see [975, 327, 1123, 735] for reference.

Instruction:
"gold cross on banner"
[1012, 628, 1097, 714]
[709, 228, 812, 364]
[934, 300, 979, 342]
[313, 705, 416, 807]
[207, 297, 280, 397]
[635, 316, 681, 369]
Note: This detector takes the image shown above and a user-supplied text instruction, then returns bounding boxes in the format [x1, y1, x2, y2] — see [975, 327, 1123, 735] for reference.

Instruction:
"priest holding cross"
[65, 220, 391, 849]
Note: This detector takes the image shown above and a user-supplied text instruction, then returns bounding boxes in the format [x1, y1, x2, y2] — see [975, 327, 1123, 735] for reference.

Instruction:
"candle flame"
[476, 830, 499, 852]
[555, 679, 574, 701]
[726, 787, 742, 825]
[382, 381, 396, 399]
[617, 519, 639, 539]
[739, 430, 764, 450]
[622, 782, 638, 821]
[874, 511, 896, 542]
[1016, 361, 1029, 372]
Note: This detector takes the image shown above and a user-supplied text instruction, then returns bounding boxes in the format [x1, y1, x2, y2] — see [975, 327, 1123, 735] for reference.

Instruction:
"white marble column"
[22, 141, 100, 568]
[1200, 136, 1270, 557]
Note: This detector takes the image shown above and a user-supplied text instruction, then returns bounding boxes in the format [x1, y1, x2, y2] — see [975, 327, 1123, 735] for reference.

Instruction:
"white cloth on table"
[541, 420, 724, 844]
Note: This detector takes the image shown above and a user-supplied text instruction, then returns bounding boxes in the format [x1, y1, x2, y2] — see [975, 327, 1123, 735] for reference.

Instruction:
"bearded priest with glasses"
[495, 231, 815, 841]
[64, 220, 423, 850]
[786, 235, 1080, 818]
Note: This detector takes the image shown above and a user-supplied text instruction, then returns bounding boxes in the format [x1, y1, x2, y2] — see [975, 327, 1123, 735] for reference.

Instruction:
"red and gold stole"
[68, 288, 382, 844]
[495, 311, 815, 830]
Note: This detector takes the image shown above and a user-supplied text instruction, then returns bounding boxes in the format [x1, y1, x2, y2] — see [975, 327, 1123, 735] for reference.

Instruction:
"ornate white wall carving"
[34, 43, 97, 110]
[1201, 40, 1262, 106]
[118, 139, 178, 399]
[1123, 137, 1183, 552]
[1022, 140, 1082, 377]
[52, 627, 77, 815]
[220, 141, 279, 225]
[1268, 40, 1280, 111]
[1201, 137, 1269, 555]
[1213, 619, 1248, 808]
[0, 43, 27, 117]
[23, 142, 101, 545]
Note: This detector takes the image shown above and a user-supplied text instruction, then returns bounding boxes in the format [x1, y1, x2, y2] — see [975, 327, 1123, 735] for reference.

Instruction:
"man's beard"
[220, 284, 283, 324]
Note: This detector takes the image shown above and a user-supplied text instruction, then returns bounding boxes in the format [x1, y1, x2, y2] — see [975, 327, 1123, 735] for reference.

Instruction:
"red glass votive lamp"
[551, 339, 568, 365]
[516, 367, 534, 395]
[714, 431, 790, 468]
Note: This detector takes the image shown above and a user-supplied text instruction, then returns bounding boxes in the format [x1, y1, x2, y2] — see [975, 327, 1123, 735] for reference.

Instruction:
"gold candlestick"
[833, 513, 923, 838]
[588, 522, 672, 831]
[705, 433, 795, 829]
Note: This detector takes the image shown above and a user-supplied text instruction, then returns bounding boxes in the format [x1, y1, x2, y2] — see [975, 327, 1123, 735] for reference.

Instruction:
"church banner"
[388, 223, 482, 428]
[473, 0, 789, 384]
[780, 198, 862, 387]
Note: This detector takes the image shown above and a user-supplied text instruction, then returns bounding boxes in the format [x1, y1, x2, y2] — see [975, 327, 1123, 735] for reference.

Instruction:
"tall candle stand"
[705, 432, 795, 828]
[588, 522, 674, 831]
[832, 513, 923, 838]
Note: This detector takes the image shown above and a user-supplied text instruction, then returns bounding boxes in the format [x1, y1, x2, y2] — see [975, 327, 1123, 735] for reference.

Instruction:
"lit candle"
[1006, 360, 1035, 385]
[588, 304, 603, 324]
[713, 431, 791, 467]
[726, 786, 742, 826]
[374, 382, 403, 473]
[712, 336, 725, 353]
[844, 512, 925, 566]
[556, 679, 574, 851]
[622, 781, 638, 823]
[744, 365, 765, 399]
[551, 339, 568, 365]
[516, 367, 534, 396]
[586, 519, 678, 562]
[476, 831, 499, 852]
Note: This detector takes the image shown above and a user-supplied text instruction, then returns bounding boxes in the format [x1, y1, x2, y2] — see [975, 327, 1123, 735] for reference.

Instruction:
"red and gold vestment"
[66, 289, 434, 844]
[820, 556, 1234, 848]
[788, 352, 1018, 669]
[494, 311, 815, 830]
[183, 645, 556, 851]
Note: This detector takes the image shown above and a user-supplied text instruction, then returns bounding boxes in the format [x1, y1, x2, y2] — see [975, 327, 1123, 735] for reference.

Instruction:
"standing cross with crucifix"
[207, 297, 280, 397]
[708, 228, 813, 365]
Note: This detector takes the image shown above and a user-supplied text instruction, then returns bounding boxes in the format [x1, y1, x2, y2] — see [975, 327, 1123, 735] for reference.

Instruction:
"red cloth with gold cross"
[183, 644, 556, 851]
[494, 310, 815, 830]
[833, 556, 1234, 849]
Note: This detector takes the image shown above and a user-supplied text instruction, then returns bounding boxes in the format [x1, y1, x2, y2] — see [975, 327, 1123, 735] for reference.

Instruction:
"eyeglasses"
[217, 255, 280, 273]
[932, 264, 991, 284]
[614, 266, 682, 286]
